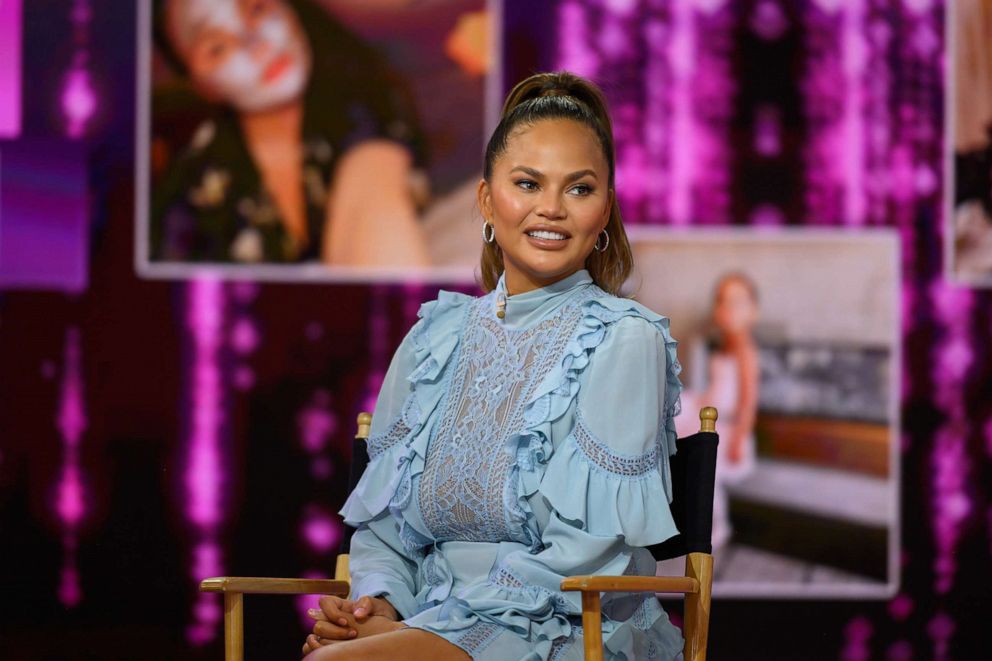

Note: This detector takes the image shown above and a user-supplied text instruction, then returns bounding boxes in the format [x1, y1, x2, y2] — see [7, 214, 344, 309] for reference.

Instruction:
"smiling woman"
[303, 73, 684, 661]
[479, 120, 612, 294]
[477, 74, 633, 298]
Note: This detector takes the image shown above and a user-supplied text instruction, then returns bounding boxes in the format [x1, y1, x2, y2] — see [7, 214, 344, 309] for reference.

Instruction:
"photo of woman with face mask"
[149, 0, 431, 267]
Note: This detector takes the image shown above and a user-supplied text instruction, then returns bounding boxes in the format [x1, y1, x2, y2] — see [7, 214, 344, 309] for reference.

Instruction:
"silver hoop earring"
[595, 229, 610, 253]
[482, 221, 496, 244]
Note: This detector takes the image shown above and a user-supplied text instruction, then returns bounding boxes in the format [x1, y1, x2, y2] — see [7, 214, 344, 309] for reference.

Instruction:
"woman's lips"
[524, 230, 570, 250]
[262, 52, 294, 84]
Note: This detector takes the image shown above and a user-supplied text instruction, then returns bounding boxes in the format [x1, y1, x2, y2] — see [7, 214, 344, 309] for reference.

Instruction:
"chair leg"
[224, 592, 244, 661]
[581, 591, 604, 661]
[683, 553, 713, 661]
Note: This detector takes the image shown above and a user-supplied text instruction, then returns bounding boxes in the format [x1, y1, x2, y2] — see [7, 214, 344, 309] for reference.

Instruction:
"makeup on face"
[484, 119, 611, 292]
[169, 0, 312, 113]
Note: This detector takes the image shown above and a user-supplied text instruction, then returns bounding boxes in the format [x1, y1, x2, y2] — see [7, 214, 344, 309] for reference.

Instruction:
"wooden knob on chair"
[699, 407, 718, 433]
[356, 412, 372, 439]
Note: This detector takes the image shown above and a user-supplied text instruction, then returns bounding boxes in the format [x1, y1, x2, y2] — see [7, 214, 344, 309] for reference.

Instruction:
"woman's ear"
[477, 178, 493, 221]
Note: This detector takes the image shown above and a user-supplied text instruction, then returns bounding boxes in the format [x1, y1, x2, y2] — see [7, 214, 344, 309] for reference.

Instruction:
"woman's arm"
[321, 140, 431, 268]
[728, 341, 759, 463]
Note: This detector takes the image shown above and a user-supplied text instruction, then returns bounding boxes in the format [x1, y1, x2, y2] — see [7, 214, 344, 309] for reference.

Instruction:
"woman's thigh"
[304, 627, 472, 661]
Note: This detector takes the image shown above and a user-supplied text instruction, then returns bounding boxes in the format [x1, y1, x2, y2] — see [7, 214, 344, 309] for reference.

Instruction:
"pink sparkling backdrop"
[0, 0, 22, 138]
[557, 0, 734, 226]
[55, 327, 87, 608]
[183, 279, 228, 646]
[553, 0, 972, 657]
[363, 285, 391, 413]
[62, 0, 97, 139]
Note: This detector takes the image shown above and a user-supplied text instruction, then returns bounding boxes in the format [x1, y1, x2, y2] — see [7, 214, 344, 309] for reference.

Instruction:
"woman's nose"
[243, 32, 271, 61]
[536, 191, 565, 219]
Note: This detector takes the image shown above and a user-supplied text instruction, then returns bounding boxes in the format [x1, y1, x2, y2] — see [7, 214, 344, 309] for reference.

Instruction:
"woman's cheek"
[204, 50, 261, 101]
[255, 12, 293, 50]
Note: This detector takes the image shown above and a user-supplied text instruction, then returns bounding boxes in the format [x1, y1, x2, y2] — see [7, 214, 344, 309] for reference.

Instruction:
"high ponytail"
[479, 71, 633, 296]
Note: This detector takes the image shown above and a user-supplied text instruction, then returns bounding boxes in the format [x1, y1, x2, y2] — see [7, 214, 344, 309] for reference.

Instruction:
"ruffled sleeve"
[338, 290, 471, 613]
[337, 328, 419, 526]
[339, 290, 471, 526]
[540, 312, 682, 547]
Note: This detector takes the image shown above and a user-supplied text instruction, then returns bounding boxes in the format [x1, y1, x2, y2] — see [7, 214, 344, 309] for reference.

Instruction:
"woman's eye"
[207, 41, 228, 58]
[514, 179, 538, 191]
[245, 0, 270, 17]
[569, 184, 593, 196]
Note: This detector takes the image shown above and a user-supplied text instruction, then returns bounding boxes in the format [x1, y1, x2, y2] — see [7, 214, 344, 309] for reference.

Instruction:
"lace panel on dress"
[452, 621, 503, 656]
[572, 409, 660, 478]
[366, 394, 419, 459]
[418, 296, 584, 543]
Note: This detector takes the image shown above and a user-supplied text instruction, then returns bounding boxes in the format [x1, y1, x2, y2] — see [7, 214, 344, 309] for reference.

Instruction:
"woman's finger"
[307, 607, 328, 622]
[352, 595, 373, 619]
[303, 634, 322, 655]
[314, 619, 357, 640]
[317, 596, 353, 627]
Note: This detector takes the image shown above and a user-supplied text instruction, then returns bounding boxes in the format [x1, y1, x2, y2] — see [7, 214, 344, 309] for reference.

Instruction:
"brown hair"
[479, 72, 633, 295]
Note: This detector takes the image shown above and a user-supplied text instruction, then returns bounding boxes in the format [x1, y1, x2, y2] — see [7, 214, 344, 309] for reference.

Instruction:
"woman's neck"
[503, 266, 581, 297]
[239, 101, 304, 150]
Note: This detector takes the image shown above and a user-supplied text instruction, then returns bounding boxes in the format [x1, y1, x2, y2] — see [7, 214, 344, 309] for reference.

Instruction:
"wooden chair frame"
[198, 418, 369, 661]
[560, 407, 717, 661]
[202, 410, 716, 661]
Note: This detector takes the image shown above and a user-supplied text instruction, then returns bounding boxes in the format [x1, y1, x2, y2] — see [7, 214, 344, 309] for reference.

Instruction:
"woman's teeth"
[527, 230, 567, 240]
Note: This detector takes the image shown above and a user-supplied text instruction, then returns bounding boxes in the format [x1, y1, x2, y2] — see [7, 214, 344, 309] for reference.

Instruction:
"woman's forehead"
[169, 0, 245, 50]
[501, 120, 606, 169]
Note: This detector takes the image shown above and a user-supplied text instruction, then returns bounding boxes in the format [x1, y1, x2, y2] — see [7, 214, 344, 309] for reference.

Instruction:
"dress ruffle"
[340, 290, 472, 529]
[539, 422, 679, 547]
[506, 293, 683, 548]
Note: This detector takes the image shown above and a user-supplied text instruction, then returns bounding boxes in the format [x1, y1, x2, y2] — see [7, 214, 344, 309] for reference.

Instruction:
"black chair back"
[338, 434, 370, 557]
[648, 431, 720, 561]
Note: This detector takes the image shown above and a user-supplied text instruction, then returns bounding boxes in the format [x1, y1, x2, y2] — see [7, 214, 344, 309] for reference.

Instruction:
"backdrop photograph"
[137, 0, 491, 282]
[632, 231, 899, 599]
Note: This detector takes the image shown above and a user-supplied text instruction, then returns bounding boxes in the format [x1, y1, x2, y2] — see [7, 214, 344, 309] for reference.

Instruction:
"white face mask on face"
[173, 0, 311, 113]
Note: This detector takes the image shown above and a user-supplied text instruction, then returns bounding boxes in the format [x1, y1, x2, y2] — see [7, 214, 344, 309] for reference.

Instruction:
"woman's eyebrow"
[509, 165, 543, 179]
[508, 166, 598, 181]
[565, 169, 598, 182]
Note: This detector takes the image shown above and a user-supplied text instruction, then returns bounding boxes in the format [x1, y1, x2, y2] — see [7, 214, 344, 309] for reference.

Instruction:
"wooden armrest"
[200, 577, 350, 595]
[560, 575, 699, 594]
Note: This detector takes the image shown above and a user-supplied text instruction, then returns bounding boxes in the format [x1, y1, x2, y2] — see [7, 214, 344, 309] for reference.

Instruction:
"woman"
[304, 72, 685, 660]
[150, 0, 430, 266]
[675, 273, 760, 548]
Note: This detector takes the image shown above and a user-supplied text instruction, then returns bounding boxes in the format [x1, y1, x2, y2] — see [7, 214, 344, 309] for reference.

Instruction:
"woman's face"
[479, 119, 612, 292]
[713, 277, 758, 335]
[167, 0, 311, 113]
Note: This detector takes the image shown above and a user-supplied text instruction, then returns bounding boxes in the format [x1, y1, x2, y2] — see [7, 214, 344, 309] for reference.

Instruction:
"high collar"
[493, 269, 594, 329]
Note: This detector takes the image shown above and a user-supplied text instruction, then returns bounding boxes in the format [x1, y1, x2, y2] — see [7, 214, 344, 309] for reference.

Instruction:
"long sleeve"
[339, 291, 473, 618]
[349, 519, 420, 619]
[339, 331, 421, 615]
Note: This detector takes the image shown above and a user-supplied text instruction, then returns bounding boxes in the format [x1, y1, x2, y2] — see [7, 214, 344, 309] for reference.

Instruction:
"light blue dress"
[340, 269, 684, 660]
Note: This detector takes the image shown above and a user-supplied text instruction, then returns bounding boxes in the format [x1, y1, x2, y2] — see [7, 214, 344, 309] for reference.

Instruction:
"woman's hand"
[301, 595, 403, 654]
[350, 595, 399, 621]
